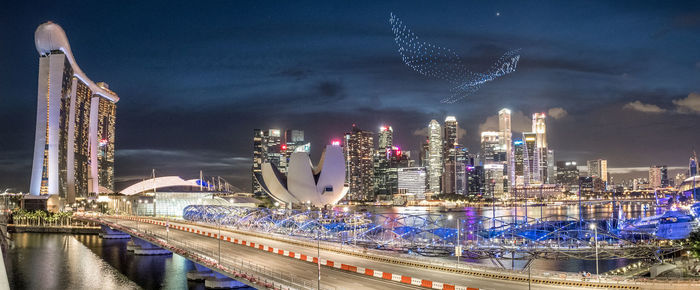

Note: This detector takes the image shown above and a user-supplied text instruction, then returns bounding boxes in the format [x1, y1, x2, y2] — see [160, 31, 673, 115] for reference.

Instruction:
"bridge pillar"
[129, 237, 172, 256]
[204, 272, 247, 289]
[187, 263, 215, 281]
[99, 225, 131, 239]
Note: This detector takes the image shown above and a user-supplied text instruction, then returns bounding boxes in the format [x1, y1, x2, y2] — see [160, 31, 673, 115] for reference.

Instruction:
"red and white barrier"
[126, 217, 480, 290]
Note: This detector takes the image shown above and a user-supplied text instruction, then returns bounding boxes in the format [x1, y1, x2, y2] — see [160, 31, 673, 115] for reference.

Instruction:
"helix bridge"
[181, 204, 697, 262]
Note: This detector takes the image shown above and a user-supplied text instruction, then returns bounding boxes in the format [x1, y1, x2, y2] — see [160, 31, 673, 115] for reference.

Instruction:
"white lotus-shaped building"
[260, 144, 348, 207]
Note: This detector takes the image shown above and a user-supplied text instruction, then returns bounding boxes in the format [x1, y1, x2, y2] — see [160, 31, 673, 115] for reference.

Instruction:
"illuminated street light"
[590, 223, 599, 282]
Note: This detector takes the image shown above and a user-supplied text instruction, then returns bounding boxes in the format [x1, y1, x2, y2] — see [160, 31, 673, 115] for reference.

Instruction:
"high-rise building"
[30, 22, 118, 203]
[455, 145, 472, 196]
[280, 130, 310, 173]
[419, 138, 429, 167]
[252, 129, 282, 196]
[480, 132, 500, 164]
[556, 161, 579, 189]
[378, 126, 393, 149]
[484, 164, 505, 199]
[344, 125, 374, 201]
[285, 129, 304, 143]
[523, 132, 539, 183]
[546, 150, 555, 184]
[513, 139, 525, 184]
[426, 120, 443, 193]
[398, 167, 427, 200]
[587, 159, 608, 182]
[466, 165, 484, 197]
[498, 109, 513, 187]
[373, 126, 398, 198]
[532, 113, 547, 149]
[649, 165, 668, 189]
[532, 113, 548, 183]
[690, 152, 698, 177]
[442, 116, 458, 194]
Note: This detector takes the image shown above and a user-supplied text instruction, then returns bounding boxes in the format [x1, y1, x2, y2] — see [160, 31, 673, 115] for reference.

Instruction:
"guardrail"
[91, 215, 700, 290]
[87, 216, 334, 290]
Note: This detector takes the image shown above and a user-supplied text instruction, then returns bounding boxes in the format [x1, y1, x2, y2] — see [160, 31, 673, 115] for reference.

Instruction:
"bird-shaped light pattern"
[389, 13, 520, 103]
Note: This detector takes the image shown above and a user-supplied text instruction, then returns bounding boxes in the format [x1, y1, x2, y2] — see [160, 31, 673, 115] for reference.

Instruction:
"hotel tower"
[30, 22, 118, 203]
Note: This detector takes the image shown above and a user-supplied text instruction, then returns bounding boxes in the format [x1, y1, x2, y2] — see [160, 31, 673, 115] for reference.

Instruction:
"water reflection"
[5, 233, 140, 290]
[5, 233, 220, 290]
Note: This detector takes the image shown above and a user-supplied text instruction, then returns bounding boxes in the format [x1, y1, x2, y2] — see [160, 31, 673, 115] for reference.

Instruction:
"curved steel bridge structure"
[182, 205, 688, 261]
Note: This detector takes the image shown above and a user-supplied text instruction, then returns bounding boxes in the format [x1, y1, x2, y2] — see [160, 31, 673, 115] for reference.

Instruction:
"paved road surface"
[105, 217, 595, 290]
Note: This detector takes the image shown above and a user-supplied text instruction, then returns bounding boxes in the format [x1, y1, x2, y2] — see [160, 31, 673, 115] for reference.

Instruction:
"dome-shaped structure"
[260, 145, 348, 207]
[120, 176, 213, 195]
[678, 175, 700, 193]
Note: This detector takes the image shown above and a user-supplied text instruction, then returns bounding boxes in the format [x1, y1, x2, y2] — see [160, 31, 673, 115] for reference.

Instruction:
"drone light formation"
[389, 13, 520, 103]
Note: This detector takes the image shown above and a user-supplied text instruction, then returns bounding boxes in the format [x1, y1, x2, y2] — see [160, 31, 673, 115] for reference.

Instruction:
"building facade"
[649, 165, 668, 189]
[498, 109, 513, 190]
[426, 120, 442, 194]
[556, 161, 579, 190]
[397, 167, 427, 200]
[30, 22, 118, 203]
[442, 116, 458, 194]
[344, 125, 374, 201]
[587, 159, 608, 182]
[252, 129, 282, 196]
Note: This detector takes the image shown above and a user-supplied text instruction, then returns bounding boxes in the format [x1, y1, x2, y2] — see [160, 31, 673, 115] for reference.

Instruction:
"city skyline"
[1, 1, 699, 192]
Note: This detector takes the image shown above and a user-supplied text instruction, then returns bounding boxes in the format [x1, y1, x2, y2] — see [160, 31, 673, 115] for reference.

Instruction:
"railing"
[151, 216, 700, 288]
[105, 217, 335, 290]
[12, 216, 97, 228]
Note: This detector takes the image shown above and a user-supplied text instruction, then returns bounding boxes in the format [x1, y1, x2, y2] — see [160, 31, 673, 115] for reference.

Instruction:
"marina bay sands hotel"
[30, 22, 117, 203]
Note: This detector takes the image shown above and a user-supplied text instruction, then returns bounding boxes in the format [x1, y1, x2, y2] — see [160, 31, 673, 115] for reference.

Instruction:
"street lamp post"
[317, 209, 321, 290]
[448, 214, 461, 268]
[218, 220, 222, 265]
[590, 223, 599, 282]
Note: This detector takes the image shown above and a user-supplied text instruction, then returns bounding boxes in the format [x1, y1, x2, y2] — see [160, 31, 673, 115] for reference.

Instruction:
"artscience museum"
[259, 144, 348, 207]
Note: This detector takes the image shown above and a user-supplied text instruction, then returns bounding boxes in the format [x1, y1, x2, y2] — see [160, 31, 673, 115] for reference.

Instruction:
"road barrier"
[114, 216, 680, 290]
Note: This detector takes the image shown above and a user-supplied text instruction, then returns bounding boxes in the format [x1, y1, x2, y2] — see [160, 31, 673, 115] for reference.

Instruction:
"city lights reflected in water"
[5, 233, 240, 290]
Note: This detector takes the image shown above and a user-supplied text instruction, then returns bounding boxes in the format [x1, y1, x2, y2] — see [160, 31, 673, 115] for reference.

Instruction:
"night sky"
[1, 1, 699, 192]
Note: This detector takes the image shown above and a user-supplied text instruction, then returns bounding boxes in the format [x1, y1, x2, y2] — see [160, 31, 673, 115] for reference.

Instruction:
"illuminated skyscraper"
[378, 126, 393, 149]
[30, 22, 118, 203]
[398, 167, 427, 200]
[546, 149, 555, 184]
[513, 139, 525, 185]
[280, 130, 310, 173]
[442, 116, 458, 194]
[649, 165, 668, 189]
[690, 152, 698, 177]
[532, 113, 548, 182]
[426, 120, 442, 193]
[374, 125, 394, 197]
[481, 131, 507, 199]
[498, 109, 513, 186]
[252, 129, 282, 195]
[523, 132, 539, 183]
[587, 159, 608, 182]
[480, 132, 500, 164]
[556, 161, 579, 190]
[344, 125, 374, 201]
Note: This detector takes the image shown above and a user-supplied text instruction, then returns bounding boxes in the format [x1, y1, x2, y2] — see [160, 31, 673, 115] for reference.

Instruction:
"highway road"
[109, 217, 422, 290]
[103, 217, 598, 290]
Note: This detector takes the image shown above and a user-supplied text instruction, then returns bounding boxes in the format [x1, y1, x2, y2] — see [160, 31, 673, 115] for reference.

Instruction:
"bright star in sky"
[496, 11, 500, 16]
